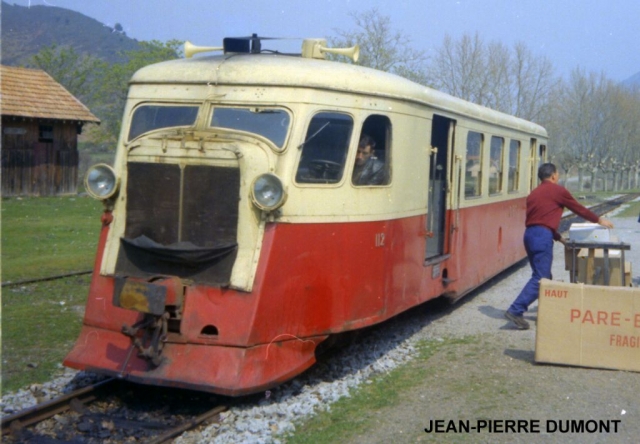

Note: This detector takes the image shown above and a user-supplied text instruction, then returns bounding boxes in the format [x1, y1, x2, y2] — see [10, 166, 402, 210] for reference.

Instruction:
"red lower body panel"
[64, 325, 327, 396]
[65, 198, 526, 395]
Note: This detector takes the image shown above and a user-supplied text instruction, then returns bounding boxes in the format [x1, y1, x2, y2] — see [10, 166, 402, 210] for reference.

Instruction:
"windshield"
[128, 105, 199, 141]
[210, 107, 290, 148]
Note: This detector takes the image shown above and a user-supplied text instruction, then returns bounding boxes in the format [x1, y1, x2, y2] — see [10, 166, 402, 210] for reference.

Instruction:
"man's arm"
[598, 216, 614, 229]
[560, 188, 614, 229]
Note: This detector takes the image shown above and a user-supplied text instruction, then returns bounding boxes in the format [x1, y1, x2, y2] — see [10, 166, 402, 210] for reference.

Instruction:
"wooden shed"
[1, 65, 100, 196]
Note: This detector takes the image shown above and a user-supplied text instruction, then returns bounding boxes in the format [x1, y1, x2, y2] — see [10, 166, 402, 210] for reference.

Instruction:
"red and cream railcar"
[64, 37, 547, 395]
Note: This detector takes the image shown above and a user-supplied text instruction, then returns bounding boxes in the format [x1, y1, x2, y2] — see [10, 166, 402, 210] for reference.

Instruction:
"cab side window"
[352, 115, 391, 186]
[296, 112, 353, 184]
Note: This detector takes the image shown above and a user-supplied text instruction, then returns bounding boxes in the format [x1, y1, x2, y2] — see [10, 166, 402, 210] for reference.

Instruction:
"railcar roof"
[131, 53, 547, 136]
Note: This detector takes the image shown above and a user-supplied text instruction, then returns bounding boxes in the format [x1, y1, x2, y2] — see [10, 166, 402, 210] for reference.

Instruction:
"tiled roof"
[0, 65, 100, 123]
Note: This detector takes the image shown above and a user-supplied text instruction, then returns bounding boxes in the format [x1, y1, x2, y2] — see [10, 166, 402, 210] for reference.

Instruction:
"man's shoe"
[505, 311, 530, 330]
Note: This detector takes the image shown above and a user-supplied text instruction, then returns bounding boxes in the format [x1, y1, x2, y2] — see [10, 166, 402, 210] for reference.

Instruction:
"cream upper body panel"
[113, 54, 547, 225]
[130, 54, 546, 138]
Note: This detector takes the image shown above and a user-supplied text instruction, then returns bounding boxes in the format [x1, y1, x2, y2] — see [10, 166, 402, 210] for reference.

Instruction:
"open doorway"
[426, 114, 455, 260]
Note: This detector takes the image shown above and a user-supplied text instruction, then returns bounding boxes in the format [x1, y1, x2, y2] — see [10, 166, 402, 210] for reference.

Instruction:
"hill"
[1, 1, 141, 67]
[622, 71, 640, 88]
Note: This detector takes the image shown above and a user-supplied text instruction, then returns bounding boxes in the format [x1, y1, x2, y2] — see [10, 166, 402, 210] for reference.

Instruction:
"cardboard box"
[575, 249, 632, 287]
[535, 279, 640, 372]
[569, 223, 611, 242]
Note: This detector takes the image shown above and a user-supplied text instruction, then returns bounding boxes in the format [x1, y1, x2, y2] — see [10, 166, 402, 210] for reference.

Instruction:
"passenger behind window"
[352, 134, 387, 185]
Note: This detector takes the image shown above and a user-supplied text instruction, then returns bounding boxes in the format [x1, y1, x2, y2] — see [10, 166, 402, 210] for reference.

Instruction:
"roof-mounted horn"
[184, 41, 223, 58]
[301, 39, 359, 62]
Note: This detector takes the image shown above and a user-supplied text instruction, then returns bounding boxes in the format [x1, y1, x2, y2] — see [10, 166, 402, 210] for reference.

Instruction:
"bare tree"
[426, 33, 557, 123]
[511, 42, 557, 122]
[426, 33, 488, 104]
[609, 85, 640, 190]
[330, 9, 428, 84]
[546, 69, 612, 190]
[546, 68, 640, 192]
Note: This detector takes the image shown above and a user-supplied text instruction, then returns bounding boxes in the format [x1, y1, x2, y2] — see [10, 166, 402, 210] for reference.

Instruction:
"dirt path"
[344, 217, 640, 444]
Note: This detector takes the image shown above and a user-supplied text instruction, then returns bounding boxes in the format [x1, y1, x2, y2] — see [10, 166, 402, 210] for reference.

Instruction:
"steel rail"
[145, 405, 228, 444]
[1, 270, 92, 288]
[1, 377, 228, 442]
[559, 193, 640, 233]
[1, 378, 116, 436]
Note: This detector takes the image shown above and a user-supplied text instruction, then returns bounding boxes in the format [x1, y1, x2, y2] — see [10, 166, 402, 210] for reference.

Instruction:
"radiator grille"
[115, 162, 240, 285]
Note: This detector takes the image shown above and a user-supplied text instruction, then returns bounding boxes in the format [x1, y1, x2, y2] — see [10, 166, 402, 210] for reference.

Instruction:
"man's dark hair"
[359, 134, 376, 149]
[538, 163, 557, 181]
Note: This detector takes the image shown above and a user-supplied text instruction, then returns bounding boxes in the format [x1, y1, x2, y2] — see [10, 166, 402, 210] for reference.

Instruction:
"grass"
[2, 196, 102, 282]
[614, 199, 640, 218]
[1, 196, 103, 393]
[285, 337, 476, 444]
[1, 276, 93, 393]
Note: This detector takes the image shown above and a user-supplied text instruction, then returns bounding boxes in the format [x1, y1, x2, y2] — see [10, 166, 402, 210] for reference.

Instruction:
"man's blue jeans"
[508, 225, 554, 316]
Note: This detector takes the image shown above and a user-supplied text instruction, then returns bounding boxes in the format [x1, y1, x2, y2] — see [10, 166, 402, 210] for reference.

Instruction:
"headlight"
[85, 164, 119, 200]
[250, 173, 286, 211]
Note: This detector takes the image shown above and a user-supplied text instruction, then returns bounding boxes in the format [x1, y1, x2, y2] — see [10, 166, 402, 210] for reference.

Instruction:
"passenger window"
[296, 112, 353, 184]
[489, 136, 504, 195]
[508, 140, 521, 192]
[465, 131, 483, 198]
[353, 115, 391, 186]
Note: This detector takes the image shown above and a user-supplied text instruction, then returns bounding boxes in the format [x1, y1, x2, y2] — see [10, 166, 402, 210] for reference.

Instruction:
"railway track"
[1, 378, 228, 443]
[1, 269, 92, 288]
[558, 192, 640, 233]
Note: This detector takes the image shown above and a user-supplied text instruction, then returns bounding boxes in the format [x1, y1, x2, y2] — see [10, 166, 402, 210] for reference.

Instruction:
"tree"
[426, 33, 489, 105]
[546, 69, 640, 192]
[330, 9, 428, 84]
[546, 69, 610, 191]
[426, 33, 557, 123]
[91, 40, 183, 144]
[30, 44, 106, 103]
[510, 42, 557, 122]
[29, 40, 182, 147]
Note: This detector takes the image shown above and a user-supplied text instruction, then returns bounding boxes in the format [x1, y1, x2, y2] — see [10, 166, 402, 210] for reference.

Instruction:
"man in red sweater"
[505, 163, 614, 330]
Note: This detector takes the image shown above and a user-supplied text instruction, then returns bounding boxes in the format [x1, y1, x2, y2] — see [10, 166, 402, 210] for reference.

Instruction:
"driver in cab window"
[352, 134, 386, 185]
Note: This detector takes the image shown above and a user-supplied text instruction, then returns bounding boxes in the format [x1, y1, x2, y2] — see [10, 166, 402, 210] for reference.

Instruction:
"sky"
[7, 0, 640, 82]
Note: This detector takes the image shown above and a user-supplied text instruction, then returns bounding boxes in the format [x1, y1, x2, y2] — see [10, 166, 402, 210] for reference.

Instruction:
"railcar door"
[425, 115, 455, 259]
[531, 140, 548, 190]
